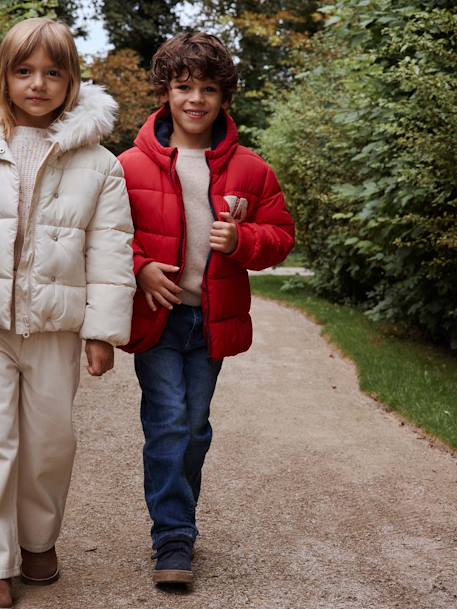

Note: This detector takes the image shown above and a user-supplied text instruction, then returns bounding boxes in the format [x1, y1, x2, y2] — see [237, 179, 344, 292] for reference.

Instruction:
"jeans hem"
[153, 529, 197, 549]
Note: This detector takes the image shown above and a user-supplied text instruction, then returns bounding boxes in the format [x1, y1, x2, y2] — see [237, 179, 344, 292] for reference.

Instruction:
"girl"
[0, 18, 135, 607]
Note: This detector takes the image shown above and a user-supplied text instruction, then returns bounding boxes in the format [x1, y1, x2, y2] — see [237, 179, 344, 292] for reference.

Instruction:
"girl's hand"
[210, 212, 238, 254]
[85, 340, 114, 376]
[138, 262, 182, 311]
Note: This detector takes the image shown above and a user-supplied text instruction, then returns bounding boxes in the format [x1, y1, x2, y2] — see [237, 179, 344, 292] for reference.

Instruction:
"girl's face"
[6, 46, 69, 129]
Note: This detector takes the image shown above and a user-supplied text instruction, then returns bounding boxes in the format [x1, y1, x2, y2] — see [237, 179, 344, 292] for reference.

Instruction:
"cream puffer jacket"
[0, 83, 135, 345]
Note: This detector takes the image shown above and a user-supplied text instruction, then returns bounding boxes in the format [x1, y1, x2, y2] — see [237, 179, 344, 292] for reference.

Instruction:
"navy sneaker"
[152, 537, 193, 585]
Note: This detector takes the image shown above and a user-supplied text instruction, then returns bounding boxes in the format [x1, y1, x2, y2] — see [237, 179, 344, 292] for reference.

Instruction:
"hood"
[49, 82, 118, 152]
[134, 106, 239, 175]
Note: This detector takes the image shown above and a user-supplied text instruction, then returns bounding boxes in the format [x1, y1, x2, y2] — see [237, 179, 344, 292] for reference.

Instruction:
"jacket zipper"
[22, 316, 30, 339]
[20, 144, 59, 338]
[170, 157, 186, 285]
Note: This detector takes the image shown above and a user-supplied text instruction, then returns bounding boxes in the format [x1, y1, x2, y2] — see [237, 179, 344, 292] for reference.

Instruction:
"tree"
[261, 0, 457, 348]
[99, 0, 182, 68]
[0, 0, 86, 40]
[55, 1, 87, 37]
[0, 0, 58, 39]
[191, 0, 325, 144]
[90, 49, 156, 154]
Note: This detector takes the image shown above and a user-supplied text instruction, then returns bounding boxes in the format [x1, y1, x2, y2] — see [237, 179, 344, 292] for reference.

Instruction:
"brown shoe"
[20, 547, 59, 586]
[0, 579, 12, 608]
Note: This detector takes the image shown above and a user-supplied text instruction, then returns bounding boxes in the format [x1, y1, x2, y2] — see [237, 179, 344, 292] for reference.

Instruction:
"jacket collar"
[48, 82, 117, 152]
[134, 105, 239, 174]
[0, 82, 117, 157]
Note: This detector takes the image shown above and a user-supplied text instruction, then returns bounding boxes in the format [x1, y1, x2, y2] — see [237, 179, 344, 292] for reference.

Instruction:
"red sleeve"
[228, 164, 295, 270]
[132, 239, 154, 276]
[119, 149, 155, 277]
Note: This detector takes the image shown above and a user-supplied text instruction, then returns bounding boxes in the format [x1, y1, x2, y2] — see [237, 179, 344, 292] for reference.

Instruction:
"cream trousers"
[0, 329, 81, 578]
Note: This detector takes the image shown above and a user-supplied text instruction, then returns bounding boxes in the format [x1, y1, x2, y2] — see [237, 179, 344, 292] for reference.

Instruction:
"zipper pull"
[23, 316, 30, 339]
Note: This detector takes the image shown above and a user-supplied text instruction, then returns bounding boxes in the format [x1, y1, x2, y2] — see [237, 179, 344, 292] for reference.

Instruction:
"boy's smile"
[162, 76, 228, 149]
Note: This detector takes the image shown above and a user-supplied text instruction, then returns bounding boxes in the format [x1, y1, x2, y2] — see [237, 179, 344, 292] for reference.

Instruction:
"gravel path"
[16, 297, 457, 609]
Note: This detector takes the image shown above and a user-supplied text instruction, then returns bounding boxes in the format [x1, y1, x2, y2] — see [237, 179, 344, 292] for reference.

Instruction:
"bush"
[260, 1, 457, 347]
[0, 1, 57, 40]
[90, 49, 156, 154]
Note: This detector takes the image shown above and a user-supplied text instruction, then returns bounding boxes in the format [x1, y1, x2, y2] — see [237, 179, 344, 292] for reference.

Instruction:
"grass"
[250, 275, 457, 451]
[277, 250, 305, 267]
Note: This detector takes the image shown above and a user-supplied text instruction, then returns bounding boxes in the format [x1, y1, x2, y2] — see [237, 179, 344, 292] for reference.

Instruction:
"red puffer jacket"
[119, 107, 295, 359]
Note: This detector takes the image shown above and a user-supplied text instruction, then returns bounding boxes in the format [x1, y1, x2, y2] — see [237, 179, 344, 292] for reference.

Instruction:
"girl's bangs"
[11, 23, 73, 71]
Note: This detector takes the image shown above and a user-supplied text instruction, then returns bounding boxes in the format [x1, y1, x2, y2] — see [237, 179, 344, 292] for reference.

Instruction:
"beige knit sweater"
[10, 126, 51, 270]
[176, 148, 213, 306]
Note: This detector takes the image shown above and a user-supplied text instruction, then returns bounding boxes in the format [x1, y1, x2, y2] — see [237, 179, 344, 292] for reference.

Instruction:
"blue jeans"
[134, 305, 222, 548]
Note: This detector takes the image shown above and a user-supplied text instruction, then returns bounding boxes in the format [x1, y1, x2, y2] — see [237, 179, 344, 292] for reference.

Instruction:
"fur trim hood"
[49, 82, 118, 152]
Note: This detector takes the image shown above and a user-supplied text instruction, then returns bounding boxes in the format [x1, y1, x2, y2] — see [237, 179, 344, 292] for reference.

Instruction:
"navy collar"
[155, 109, 227, 150]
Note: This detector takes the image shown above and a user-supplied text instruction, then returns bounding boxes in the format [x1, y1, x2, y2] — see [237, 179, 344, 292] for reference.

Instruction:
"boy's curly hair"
[150, 33, 238, 103]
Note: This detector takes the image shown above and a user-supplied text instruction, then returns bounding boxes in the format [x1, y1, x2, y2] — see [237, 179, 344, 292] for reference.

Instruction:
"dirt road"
[16, 297, 457, 608]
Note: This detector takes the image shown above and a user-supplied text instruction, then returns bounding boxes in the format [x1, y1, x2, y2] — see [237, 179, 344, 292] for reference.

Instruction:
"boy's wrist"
[134, 257, 155, 277]
[226, 224, 242, 258]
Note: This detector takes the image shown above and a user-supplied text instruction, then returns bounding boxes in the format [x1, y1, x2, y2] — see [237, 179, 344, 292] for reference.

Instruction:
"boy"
[119, 33, 294, 585]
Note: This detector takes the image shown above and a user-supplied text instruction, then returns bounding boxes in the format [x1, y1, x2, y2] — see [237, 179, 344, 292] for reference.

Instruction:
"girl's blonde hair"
[0, 18, 81, 138]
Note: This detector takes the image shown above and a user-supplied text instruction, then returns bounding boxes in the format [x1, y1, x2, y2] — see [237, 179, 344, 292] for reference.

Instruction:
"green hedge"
[0, 1, 58, 39]
[260, 0, 457, 347]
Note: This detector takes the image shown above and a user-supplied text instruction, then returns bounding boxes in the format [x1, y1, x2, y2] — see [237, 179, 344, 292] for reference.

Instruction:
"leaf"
[325, 16, 341, 27]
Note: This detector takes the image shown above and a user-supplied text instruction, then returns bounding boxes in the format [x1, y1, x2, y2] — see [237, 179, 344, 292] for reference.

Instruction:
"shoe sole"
[152, 569, 193, 584]
[20, 569, 60, 586]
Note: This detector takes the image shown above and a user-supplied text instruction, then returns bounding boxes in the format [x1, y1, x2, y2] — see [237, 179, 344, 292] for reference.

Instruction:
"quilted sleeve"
[228, 163, 295, 270]
[118, 150, 155, 276]
[132, 235, 155, 276]
[80, 158, 136, 346]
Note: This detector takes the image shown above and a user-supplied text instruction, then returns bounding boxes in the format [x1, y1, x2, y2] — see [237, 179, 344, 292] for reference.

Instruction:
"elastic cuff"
[134, 257, 155, 276]
[227, 224, 252, 266]
[0, 563, 21, 578]
[19, 541, 57, 553]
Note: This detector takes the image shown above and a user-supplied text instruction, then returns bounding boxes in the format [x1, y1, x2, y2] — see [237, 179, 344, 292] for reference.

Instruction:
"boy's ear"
[222, 100, 230, 110]
[159, 91, 169, 104]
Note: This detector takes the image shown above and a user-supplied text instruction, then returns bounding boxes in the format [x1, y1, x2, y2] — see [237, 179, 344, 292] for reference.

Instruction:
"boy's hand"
[85, 340, 114, 376]
[138, 262, 182, 311]
[210, 212, 238, 254]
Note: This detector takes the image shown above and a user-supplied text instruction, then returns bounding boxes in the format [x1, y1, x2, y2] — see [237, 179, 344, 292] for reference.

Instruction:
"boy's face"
[161, 74, 228, 149]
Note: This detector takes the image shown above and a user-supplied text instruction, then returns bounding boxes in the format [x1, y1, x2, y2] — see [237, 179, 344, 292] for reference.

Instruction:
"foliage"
[98, 0, 182, 68]
[55, 1, 87, 37]
[0, 0, 57, 38]
[260, 0, 457, 348]
[90, 49, 156, 154]
[0, 1, 86, 39]
[251, 275, 457, 450]
[191, 0, 325, 145]
[260, 34, 373, 300]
